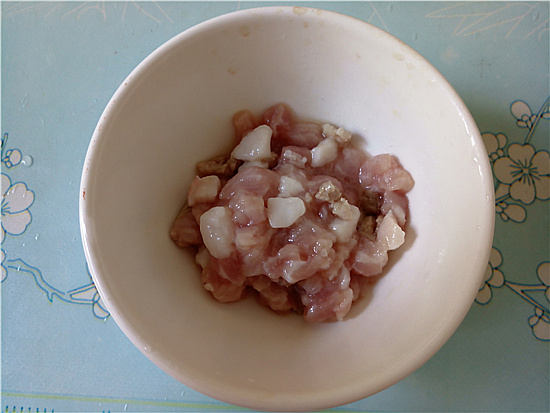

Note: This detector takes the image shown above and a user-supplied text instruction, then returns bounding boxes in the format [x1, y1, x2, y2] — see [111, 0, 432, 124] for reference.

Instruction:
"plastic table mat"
[2, 1, 549, 412]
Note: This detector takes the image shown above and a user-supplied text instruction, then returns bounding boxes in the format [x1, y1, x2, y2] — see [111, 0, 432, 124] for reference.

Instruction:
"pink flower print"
[2, 149, 22, 168]
[528, 307, 550, 341]
[511, 100, 537, 130]
[1, 173, 35, 242]
[477, 247, 505, 304]
[482, 132, 506, 162]
[495, 201, 526, 223]
[493, 144, 550, 204]
[494, 179, 526, 222]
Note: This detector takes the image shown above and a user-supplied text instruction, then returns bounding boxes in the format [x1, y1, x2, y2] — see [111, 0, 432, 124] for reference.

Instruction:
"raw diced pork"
[170, 104, 414, 322]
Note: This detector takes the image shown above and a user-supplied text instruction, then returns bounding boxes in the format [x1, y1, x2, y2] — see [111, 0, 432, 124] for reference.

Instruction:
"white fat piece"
[267, 197, 306, 228]
[330, 203, 361, 243]
[311, 137, 338, 167]
[279, 175, 304, 198]
[199, 206, 234, 258]
[377, 210, 405, 250]
[231, 125, 273, 162]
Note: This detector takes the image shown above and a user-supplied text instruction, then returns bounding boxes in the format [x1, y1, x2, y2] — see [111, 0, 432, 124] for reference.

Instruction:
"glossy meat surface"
[170, 104, 414, 322]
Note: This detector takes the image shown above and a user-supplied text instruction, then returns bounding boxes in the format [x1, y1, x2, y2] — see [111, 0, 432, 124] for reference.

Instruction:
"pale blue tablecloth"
[2, 2, 549, 412]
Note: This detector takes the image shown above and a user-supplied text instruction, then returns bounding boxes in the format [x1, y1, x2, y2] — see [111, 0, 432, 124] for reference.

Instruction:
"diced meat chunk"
[267, 197, 306, 228]
[330, 198, 358, 221]
[350, 235, 389, 278]
[248, 275, 298, 313]
[315, 181, 341, 203]
[330, 210, 360, 243]
[299, 267, 354, 322]
[229, 192, 267, 226]
[196, 155, 240, 180]
[220, 166, 279, 200]
[381, 190, 409, 228]
[322, 123, 352, 145]
[199, 206, 235, 259]
[231, 125, 273, 162]
[202, 256, 245, 302]
[279, 175, 304, 198]
[286, 122, 324, 149]
[279, 146, 310, 168]
[377, 210, 405, 250]
[170, 104, 413, 322]
[188, 175, 221, 206]
[359, 154, 414, 192]
[262, 103, 292, 150]
[265, 244, 309, 284]
[170, 207, 202, 247]
[311, 137, 338, 167]
[235, 222, 275, 278]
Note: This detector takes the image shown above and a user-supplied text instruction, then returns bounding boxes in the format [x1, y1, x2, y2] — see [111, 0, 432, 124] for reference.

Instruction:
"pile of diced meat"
[170, 103, 414, 322]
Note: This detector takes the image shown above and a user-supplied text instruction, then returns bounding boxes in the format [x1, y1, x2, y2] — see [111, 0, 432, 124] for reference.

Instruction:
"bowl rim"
[79, 5, 495, 411]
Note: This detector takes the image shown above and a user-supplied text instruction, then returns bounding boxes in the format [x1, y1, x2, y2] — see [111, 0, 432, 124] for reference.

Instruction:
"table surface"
[2, 1, 549, 412]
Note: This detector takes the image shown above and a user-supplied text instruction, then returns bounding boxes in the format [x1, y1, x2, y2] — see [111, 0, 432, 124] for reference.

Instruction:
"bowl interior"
[80, 7, 494, 411]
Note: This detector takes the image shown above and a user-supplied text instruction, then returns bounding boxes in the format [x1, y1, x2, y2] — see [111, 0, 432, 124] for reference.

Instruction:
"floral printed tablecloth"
[2, 2, 548, 412]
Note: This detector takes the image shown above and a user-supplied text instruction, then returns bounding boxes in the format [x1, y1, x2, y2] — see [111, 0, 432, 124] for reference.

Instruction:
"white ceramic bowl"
[80, 7, 494, 412]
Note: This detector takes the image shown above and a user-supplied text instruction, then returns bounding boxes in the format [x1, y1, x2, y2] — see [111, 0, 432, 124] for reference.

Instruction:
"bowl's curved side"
[80, 6, 495, 412]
